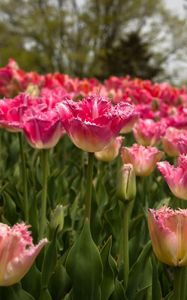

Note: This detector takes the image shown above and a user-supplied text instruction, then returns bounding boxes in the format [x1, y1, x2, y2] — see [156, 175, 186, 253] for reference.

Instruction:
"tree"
[0, 0, 71, 72]
[0, 0, 187, 84]
[94, 31, 162, 80]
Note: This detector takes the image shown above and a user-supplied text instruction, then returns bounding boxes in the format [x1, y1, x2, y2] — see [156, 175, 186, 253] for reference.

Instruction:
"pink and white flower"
[0, 94, 34, 132]
[148, 207, 187, 266]
[22, 104, 64, 149]
[95, 136, 123, 162]
[121, 144, 163, 176]
[133, 119, 166, 146]
[0, 222, 47, 286]
[157, 155, 187, 200]
[162, 127, 187, 157]
[57, 95, 137, 152]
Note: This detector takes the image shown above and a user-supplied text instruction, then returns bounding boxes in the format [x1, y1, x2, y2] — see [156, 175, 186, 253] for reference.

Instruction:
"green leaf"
[41, 230, 58, 289]
[151, 256, 162, 300]
[0, 284, 35, 300]
[126, 241, 152, 300]
[109, 279, 127, 300]
[21, 263, 41, 299]
[164, 291, 174, 300]
[100, 237, 115, 300]
[66, 219, 103, 300]
[40, 288, 52, 300]
[2, 191, 18, 224]
[49, 262, 71, 300]
[62, 290, 73, 300]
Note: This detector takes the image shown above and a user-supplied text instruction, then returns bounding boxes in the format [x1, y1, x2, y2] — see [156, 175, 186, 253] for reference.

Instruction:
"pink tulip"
[133, 119, 166, 146]
[94, 136, 123, 162]
[57, 95, 137, 152]
[0, 94, 34, 132]
[121, 144, 163, 176]
[162, 127, 187, 157]
[157, 155, 187, 200]
[0, 222, 47, 286]
[0, 59, 27, 97]
[22, 105, 64, 149]
[176, 139, 187, 155]
[148, 207, 187, 266]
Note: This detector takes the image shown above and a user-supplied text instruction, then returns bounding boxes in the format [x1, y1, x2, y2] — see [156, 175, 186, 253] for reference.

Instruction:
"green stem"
[18, 133, 29, 223]
[39, 149, 49, 239]
[173, 267, 187, 300]
[85, 152, 94, 222]
[122, 201, 131, 289]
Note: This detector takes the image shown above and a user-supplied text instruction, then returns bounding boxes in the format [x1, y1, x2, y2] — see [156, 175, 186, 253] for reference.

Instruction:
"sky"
[165, 0, 186, 17]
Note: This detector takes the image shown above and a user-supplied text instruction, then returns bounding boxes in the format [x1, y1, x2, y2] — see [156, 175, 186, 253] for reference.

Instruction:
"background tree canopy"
[0, 0, 187, 84]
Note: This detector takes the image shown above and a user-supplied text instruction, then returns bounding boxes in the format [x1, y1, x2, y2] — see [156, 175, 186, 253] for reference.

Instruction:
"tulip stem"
[39, 149, 49, 239]
[18, 132, 29, 223]
[173, 267, 187, 300]
[122, 201, 131, 289]
[85, 152, 94, 222]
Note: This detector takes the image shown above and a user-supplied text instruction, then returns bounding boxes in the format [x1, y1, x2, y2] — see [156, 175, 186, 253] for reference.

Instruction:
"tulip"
[0, 59, 26, 97]
[148, 207, 187, 266]
[157, 155, 187, 200]
[0, 222, 47, 286]
[121, 144, 164, 176]
[94, 136, 123, 162]
[50, 205, 64, 232]
[133, 119, 166, 146]
[56, 95, 137, 152]
[0, 93, 34, 132]
[118, 163, 136, 202]
[22, 105, 64, 149]
[162, 127, 187, 157]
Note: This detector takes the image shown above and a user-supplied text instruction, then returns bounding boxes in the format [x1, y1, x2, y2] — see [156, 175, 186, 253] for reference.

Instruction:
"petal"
[148, 209, 178, 266]
[0, 239, 48, 286]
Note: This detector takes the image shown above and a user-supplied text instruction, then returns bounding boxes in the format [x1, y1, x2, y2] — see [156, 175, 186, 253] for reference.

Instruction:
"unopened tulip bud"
[94, 137, 123, 162]
[118, 163, 136, 202]
[50, 205, 64, 232]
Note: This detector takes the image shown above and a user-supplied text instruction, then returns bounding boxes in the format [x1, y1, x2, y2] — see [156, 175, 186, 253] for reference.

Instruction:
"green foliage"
[0, 123, 184, 299]
[65, 219, 103, 300]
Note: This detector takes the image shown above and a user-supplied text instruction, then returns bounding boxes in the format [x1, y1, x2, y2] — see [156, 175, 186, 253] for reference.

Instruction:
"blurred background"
[0, 0, 187, 85]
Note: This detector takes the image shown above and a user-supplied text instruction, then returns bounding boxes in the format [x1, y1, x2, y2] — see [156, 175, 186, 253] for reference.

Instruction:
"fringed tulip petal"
[148, 207, 187, 266]
[0, 223, 47, 286]
[121, 144, 163, 176]
[57, 95, 137, 152]
[157, 155, 187, 200]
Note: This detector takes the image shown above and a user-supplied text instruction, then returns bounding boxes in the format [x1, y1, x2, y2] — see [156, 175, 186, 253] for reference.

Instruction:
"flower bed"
[0, 59, 187, 299]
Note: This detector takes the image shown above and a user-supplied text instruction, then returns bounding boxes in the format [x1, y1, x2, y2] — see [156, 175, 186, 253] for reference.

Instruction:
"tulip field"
[1, 59, 187, 300]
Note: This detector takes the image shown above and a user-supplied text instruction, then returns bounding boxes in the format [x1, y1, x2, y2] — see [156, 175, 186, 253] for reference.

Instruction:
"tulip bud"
[50, 205, 64, 232]
[118, 163, 136, 202]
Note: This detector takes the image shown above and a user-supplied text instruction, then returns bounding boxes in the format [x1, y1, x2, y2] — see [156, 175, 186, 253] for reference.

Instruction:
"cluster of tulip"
[0, 59, 187, 299]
